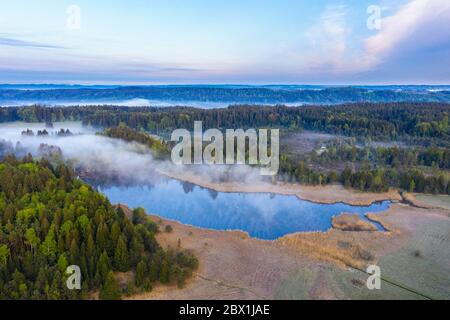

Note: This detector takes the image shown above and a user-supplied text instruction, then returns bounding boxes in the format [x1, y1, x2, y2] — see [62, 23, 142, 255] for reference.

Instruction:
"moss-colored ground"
[378, 221, 450, 299]
[415, 194, 450, 211]
[275, 264, 426, 300]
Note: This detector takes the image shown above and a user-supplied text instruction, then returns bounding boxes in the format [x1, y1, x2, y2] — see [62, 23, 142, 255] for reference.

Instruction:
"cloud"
[309, 6, 349, 60]
[361, 0, 450, 70]
[0, 35, 64, 49]
[0, 1, 448, 84]
[0, 52, 207, 84]
[301, 5, 351, 72]
[279, 0, 449, 83]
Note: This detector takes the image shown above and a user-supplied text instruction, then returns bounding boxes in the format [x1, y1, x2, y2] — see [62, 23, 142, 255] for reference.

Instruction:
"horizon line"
[1, 83, 450, 87]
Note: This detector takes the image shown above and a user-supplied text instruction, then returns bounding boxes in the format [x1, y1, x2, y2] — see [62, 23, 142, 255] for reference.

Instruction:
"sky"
[0, 0, 449, 84]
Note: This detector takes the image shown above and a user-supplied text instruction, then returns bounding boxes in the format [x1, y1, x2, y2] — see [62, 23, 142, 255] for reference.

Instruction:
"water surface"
[100, 179, 390, 240]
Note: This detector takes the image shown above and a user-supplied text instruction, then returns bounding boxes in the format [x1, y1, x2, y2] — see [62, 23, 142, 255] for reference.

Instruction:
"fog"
[0, 99, 233, 109]
[0, 99, 310, 109]
[0, 121, 265, 186]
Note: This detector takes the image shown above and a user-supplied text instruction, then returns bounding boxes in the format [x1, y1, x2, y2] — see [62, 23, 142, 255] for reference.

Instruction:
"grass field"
[274, 262, 427, 300]
[127, 202, 450, 300]
[378, 220, 450, 299]
[415, 194, 450, 210]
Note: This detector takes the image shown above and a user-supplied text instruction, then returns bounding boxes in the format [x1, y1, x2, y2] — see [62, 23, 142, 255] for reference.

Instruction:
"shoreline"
[158, 169, 402, 206]
[117, 205, 394, 245]
[128, 202, 450, 300]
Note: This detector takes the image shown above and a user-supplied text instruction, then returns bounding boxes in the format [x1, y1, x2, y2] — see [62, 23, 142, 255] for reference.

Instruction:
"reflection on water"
[0, 121, 391, 240]
[100, 179, 391, 240]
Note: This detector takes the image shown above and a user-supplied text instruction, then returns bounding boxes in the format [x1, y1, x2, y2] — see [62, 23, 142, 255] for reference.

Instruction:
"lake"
[100, 178, 391, 240]
[0, 121, 391, 240]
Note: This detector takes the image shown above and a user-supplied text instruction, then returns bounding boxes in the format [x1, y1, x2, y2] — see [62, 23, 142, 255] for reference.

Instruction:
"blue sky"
[0, 0, 449, 84]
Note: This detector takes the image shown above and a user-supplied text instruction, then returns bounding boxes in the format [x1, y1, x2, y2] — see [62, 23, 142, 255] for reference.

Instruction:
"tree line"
[278, 155, 450, 194]
[102, 125, 171, 159]
[1, 103, 450, 194]
[1, 86, 448, 104]
[1, 103, 449, 145]
[302, 141, 450, 170]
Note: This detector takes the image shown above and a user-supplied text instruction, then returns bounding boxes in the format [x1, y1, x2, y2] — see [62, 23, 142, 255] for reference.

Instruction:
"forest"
[277, 136, 450, 194]
[1, 102, 450, 194]
[1, 102, 449, 145]
[97, 124, 450, 195]
[0, 155, 198, 300]
[0, 86, 449, 104]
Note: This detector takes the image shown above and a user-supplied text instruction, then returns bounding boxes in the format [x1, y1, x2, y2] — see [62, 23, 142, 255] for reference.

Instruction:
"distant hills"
[0, 85, 449, 106]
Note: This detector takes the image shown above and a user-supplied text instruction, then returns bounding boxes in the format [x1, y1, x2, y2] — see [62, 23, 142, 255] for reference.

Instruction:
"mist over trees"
[102, 125, 171, 158]
[2, 102, 449, 145]
[1, 102, 450, 194]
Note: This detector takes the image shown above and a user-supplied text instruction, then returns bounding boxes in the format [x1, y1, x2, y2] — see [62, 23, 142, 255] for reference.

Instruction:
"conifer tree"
[114, 236, 129, 272]
[100, 271, 121, 300]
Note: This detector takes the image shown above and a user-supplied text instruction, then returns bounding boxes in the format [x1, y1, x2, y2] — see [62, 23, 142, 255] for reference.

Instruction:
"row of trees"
[1, 102, 449, 144]
[304, 141, 450, 169]
[1, 104, 450, 194]
[1, 86, 448, 103]
[0, 155, 197, 299]
[102, 126, 171, 159]
[278, 156, 450, 194]
[95, 125, 450, 195]
[21, 129, 73, 137]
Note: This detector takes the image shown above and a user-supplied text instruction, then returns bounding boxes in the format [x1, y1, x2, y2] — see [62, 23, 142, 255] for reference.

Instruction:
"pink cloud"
[362, 0, 450, 70]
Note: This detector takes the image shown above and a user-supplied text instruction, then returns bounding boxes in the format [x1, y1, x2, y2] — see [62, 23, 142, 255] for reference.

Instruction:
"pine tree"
[40, 229, 57, 261]
[99, 271, 121, 300]
[96, 250, 111, 283]
[70, 238, 79, 263]
[110, 221, 121, 247]
[86, 232, 95, 257]
[96, 223, 109, 253]
[25, 228, 40, 256]
[135, 260, 147, 287]
[114, 236, 129, 272]
[159, 260, 170, 284]
[0, 244, 10, 267]
[57, 254, 68, 273]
